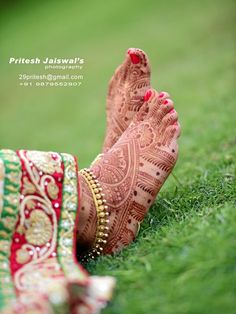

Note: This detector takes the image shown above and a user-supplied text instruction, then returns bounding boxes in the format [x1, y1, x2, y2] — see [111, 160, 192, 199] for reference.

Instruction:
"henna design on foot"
[102, 48, 151, 153]
[77, 89, 181, 255]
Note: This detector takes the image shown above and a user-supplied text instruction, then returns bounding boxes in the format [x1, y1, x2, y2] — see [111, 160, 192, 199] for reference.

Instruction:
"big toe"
[108, 48, 150, 92]
[126, 48, 151, 78]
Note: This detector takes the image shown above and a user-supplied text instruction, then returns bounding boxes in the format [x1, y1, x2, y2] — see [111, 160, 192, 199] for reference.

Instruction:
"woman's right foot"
[102, 48, 151, 153]
[77, 89, 181, 255]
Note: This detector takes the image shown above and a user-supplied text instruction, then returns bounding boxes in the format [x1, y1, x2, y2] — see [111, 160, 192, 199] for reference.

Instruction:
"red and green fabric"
[0, 150, 114, 314]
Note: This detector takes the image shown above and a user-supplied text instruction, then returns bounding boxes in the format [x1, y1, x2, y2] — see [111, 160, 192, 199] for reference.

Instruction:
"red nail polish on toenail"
[129, 52, 140, 64]
[170, 109, 175, 113]
[144, 90, 152, 101]
[163, 100, 169, 105]
[159, 92, 164, 98]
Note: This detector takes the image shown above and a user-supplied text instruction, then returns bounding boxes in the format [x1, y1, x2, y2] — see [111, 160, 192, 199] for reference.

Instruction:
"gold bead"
[91, 184, 97, 189]
[96, 194, 101, 200]
[98, 212, 105, 218]
[98, 232, 104, 237]
[94, 188, 99, 193]
[97, 200, 103, 205]
[99, 225, 105, 231]
[98, 205, 104, 211]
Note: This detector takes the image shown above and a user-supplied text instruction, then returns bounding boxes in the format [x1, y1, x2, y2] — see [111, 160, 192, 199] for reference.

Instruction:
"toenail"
[170, 109, 175, 113]
[128, 52, 141, 64]
[144, 89, 152, 101]
[163, 100, 169, 105]
[159, 92, 164, 98]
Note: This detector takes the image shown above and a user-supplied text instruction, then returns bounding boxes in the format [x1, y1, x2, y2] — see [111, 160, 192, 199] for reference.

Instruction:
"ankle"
[76, 173, 97, 252]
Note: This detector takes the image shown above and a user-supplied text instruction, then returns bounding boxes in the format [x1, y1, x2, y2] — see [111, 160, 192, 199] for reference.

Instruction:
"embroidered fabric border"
[0, 150, 21, 310]
[12, 150, 64, 292]
[58, 153, 87, 283]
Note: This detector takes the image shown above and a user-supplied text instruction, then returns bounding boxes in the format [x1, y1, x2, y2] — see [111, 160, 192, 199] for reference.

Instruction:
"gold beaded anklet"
[79, 168, 109, 262]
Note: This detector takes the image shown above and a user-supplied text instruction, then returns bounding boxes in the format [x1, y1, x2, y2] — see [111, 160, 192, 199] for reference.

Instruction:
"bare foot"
[77, 89, 180, 255]
[102, 48, 151, 153]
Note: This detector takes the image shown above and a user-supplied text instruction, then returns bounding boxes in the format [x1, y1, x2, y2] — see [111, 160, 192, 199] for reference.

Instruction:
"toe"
[133, 102, 149, 123]
[150, 98, 174, 125]
[160, 109, 178, 134]
[132, 88, 158, 123]
[127, 48, 149, 66]
[158, 91, 170, 104]
[163, 123, 181, 146]
[127, 48, 151, 76]
[127, 48, 141, 64]
[159, 98, 175, 115]
[145, 89, 161, 118]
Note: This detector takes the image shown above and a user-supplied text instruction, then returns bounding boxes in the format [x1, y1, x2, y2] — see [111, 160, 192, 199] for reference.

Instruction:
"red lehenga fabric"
[0, 150, 115, 314]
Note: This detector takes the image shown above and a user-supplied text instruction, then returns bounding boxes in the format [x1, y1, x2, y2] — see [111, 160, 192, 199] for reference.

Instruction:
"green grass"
[0, 0, 236, 313]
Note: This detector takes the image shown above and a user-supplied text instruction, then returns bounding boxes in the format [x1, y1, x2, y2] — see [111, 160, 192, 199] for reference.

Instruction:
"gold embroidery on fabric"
[25, 199, 36, 210]
[25, 210, 52, 246]
[0, 240, 9, 251]
[16, 259, 64, 292]
[58, 154, 87, 282]
[47, 181, 59, 200]
[0, 230, 8, 238]
[4, 206, 15, 215]
[16, 248, 31, 264]
[1, 216, 16, 230]
[22, 177, 36, 195]
[14, 151, 61, 291]
[26, 151, 63, 175]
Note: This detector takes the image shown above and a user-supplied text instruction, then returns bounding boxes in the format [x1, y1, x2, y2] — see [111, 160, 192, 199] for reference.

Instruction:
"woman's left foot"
[102, 48, 151, 152]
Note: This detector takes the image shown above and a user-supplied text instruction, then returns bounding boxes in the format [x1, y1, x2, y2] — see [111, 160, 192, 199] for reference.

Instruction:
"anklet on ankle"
[79, 168, 109, 262]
